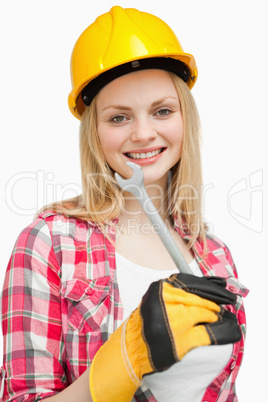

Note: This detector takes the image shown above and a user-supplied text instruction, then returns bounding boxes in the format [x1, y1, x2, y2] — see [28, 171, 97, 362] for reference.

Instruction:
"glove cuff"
[125, 308, 155, 377]
[89, 320, 140, 402]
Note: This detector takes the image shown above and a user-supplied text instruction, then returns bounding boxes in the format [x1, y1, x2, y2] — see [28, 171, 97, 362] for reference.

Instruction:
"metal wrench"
[115, 162, 193, 274]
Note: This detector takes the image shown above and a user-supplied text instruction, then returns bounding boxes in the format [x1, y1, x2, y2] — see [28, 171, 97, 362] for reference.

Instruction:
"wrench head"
[115, 162, 144, 194]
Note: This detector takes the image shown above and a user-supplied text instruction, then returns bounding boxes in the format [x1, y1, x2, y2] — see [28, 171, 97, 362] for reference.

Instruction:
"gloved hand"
[89, 273, 241, 402]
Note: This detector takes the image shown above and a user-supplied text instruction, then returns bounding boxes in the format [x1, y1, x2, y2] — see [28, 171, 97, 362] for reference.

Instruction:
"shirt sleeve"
[1, 217, 67, 401]
[222, 242, 248, 400]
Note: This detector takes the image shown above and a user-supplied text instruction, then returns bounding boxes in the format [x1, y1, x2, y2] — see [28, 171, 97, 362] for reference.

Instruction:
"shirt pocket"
[62, 276, 111, 333]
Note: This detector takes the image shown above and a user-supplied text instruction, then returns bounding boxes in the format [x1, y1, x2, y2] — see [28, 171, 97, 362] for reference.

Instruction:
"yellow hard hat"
[68, 6, 198, 120]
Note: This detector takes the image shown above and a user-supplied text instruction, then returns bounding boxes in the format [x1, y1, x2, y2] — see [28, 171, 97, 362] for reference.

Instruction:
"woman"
[1, 6, 248, 402]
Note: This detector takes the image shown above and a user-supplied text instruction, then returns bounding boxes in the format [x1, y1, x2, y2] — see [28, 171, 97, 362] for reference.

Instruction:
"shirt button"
[86, 288, 93, 295]
[229, 285, 236, 292]
[230, 361, 236, 370]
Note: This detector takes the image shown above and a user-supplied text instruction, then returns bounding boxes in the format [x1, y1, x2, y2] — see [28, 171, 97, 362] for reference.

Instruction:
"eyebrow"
[151, 96, 178, 107]
[101, 96, 178, 112]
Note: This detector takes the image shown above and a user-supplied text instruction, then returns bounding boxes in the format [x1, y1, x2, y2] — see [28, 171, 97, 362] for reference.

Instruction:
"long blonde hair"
[40, 73, 206, 246]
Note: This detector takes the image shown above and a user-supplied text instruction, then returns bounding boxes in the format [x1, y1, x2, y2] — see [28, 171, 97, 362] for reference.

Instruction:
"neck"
[119, 174, 171, 224]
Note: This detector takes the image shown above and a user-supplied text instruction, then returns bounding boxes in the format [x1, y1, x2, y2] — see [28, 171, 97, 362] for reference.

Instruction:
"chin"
[143, 172, 169, 188]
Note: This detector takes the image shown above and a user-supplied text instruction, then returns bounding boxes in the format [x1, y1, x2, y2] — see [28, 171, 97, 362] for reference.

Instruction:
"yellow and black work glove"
[89, 273, 241, 402]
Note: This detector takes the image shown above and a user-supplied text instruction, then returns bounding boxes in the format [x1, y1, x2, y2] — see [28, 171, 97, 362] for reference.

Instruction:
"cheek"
[166, 118, 184, 147]
[98, 126, 115, 152]
[97, 127, 124, 163]
[99, 136, 112, 153]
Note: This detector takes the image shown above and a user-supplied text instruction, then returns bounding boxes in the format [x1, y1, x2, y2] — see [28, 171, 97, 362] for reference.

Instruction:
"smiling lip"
[124, 147, 166, 165]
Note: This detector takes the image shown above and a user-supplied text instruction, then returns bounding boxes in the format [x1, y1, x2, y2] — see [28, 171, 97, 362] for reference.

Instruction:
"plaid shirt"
[1, 211, 249, 401]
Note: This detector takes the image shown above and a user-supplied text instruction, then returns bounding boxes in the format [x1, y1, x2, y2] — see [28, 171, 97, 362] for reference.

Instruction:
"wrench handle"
[138, 186, 193, 274]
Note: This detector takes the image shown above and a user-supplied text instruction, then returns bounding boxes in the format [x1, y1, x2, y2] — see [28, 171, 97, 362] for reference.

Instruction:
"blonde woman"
[1, 6, 248, 402]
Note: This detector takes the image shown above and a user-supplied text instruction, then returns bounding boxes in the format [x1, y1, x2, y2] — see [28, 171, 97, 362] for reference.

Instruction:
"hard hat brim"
[69, 54, 197, 120]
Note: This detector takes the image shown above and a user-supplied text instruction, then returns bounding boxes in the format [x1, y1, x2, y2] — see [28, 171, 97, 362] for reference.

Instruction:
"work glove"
[89, 273, 241, 402]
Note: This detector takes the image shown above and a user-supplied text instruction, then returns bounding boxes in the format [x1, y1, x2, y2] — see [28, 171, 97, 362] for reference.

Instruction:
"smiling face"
[96, 69, 184, 187]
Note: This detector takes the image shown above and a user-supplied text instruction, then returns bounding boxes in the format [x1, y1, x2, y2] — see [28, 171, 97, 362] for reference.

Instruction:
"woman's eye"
[111, 115, 127, 123]
[156, 109, 170, 116]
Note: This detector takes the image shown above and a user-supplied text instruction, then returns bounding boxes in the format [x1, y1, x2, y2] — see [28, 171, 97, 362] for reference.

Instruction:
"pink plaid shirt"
[1, 211, 249, 401]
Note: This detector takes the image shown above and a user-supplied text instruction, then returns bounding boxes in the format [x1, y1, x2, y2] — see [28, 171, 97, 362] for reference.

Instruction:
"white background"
[0, 1, 267, 400]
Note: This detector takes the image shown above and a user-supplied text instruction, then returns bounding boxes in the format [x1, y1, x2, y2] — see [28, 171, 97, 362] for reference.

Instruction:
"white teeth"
[127, 149, 162, 159]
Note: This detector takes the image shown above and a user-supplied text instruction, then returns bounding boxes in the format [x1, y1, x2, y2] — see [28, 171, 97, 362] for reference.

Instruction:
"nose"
[130, 117, 157, 142]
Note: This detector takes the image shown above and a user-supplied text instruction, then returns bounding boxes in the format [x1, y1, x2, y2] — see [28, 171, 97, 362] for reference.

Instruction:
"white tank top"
[116, 252, 233, 402]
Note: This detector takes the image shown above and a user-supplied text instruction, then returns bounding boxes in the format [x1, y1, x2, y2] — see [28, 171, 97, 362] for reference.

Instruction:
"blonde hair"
[168, 74, 206, 245]
[40, 73, 206, 246]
